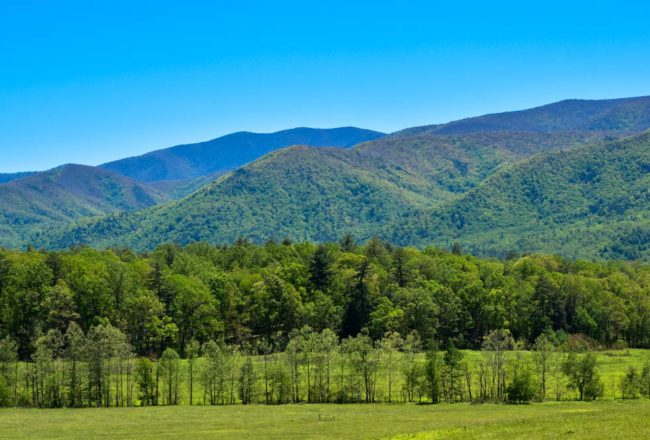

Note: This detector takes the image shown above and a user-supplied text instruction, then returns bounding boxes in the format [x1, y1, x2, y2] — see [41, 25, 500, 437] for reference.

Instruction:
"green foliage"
[1, 240, 650, 362]
[640, 362, 650, 398]
[159, 348, 181, 405]
[0, 336, 18, 373]
[442, 341, 464, 402]
[620, 365, 640, 399]
[200, 340, 230, 405]
[394, 131, 650, 261]
[561, 353, 604, 401]
[506, 370, 536, 404]
[135, 357, 155, 406]
[423, 346, 442, 403]
[29, 130, 627, 254]
[4, 97, 650, 262]
[0, 374, 11, 407]
[0, 241, 647, 407]
[0, 165, 174, 248]
[239, 356, 257, 404]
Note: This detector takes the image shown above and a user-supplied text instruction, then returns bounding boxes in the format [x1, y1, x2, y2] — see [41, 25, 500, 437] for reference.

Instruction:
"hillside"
[31, 130, 619, 251]
[388, 131, 650, 260]
[0, 127, 383, 248]
[0, 164, 173, 248]
[398, 95, 650, 136]
[99, 126, 386, 182]
[0, 171, 38, 184]
[13, 96, 650, 258]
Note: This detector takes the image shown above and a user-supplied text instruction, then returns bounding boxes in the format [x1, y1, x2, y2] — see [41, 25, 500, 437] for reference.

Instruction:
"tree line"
[0, 237, 649, 406]
[1, 326, 650, 408]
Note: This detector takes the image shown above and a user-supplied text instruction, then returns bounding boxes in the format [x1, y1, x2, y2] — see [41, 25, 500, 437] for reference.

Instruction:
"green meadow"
[2, 400, 649, 440]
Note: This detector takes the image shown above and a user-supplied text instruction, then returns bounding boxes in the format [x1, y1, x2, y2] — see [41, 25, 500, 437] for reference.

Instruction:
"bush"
[641, 363, 650, 398]
[0, 376, 11, 407]
[620, 366, 640, 399]
[583, 376, 605, 401]
[567, 334, 600, 353]
[506, 370, 536, 404]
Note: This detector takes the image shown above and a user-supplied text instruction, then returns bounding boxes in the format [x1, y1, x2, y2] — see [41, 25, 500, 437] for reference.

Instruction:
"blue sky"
[1, 1, 649, 172]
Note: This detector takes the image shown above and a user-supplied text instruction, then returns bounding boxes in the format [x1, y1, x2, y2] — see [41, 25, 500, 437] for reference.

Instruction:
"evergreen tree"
[342, 258, 373, 338]
[309, 244, 334, 293]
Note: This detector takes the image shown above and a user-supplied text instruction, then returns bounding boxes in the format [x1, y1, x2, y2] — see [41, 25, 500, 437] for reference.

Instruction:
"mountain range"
[389, 131, 650, 261]
[4, 96, 650, 261]
[0, 127, 384, 248]
[0, 164, 172, 248]
[99, 126, 385, 181]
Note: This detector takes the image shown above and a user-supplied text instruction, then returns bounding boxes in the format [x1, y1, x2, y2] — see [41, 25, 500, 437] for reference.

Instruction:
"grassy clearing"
[1, 400, 649, 440]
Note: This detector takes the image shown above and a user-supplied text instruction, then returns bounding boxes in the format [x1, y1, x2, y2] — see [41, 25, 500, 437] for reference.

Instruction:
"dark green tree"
[342, 258, 373, 338]
[309, 244, 334, 293]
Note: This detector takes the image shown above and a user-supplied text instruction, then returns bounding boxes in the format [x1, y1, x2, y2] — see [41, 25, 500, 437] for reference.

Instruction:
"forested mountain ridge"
[0, 171, 38, 184]
[397, 95, 650, 136]
[6, 96, 650, 259]
[31, 130, 620, 251]
[0, 127, 384, 248]
[388, 130, 650, 260]
[99, 126, 386, 182]
[0, 164, 173, 248]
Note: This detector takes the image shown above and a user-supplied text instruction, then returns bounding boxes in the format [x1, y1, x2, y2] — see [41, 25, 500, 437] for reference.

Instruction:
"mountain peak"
[396, 95, 650, 136]
[99, 126, 385, 182]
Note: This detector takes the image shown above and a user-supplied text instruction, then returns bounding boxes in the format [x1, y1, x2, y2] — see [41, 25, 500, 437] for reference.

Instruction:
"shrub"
[620, 366, 640, 399]
[507, 369, 536, 404]
[567, 334, 600, 353]
[0, 376, 11, 407]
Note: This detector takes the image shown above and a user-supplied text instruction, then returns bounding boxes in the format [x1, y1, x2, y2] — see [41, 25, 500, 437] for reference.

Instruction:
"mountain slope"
[388, 131, 650, 260]
[99, 127, 386, 182]
[32, 130, 620, 251]
[16, 96, 650, 258]
[0, 165, 172, 248]
[0, 171, 38, 184]
[398, 95, 650, 136]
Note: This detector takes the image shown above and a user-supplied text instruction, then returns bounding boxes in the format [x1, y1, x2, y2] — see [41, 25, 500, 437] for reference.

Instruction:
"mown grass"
[1, 400, 649, 440]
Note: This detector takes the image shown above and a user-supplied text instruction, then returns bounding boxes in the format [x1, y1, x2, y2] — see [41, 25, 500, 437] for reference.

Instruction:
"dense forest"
[0, 128, 383, 249]
[2, 238, 650, 357]
[391, 130, 650, 261]
[24, 131, 618, 251]
[30, 129, 650, 261]
[1, 239, 650, 407]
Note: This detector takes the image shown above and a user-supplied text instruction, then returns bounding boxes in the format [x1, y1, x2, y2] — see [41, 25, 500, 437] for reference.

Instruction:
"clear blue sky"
[1, 1, 649, 172]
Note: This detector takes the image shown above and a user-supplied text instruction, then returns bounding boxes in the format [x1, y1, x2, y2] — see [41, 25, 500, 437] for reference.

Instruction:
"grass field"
[1, 400, 650, 440]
